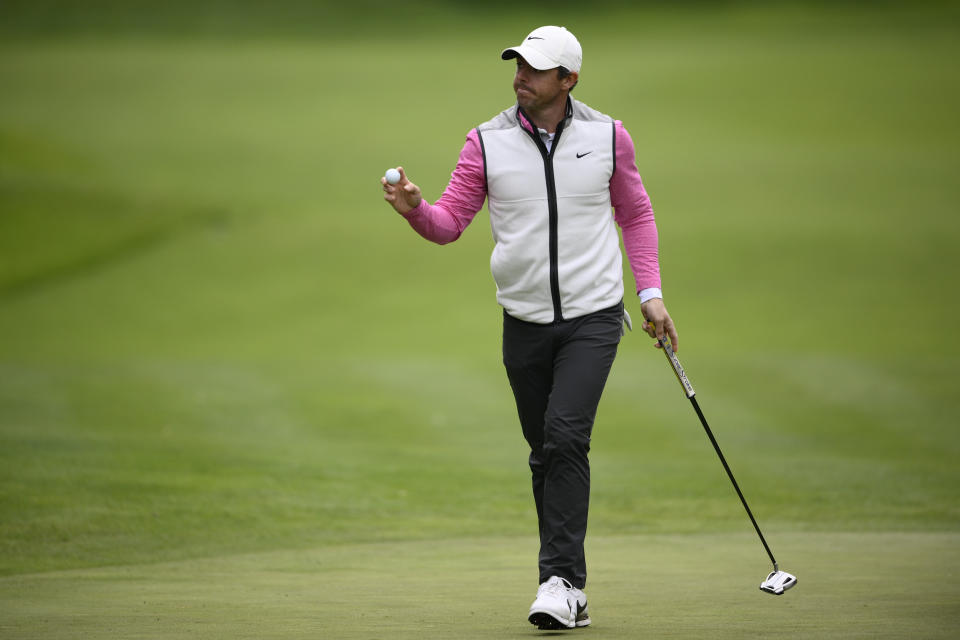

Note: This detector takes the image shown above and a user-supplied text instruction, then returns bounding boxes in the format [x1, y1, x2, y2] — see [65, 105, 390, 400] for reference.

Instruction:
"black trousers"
[502, 301, 623, 589]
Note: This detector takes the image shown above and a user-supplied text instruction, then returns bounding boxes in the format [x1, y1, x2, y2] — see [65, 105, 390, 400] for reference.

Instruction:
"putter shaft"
[657, 335, 779, 571]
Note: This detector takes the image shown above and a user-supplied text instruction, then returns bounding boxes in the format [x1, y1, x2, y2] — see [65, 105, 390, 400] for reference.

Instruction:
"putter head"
[759, 570, 797, 595]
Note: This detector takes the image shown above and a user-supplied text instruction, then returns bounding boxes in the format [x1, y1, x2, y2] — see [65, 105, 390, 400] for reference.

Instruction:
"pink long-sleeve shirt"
[400, 117, 662, 297]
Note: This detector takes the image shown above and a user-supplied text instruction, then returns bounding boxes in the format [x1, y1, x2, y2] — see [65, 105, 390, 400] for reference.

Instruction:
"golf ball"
[385, 168, 401, 185]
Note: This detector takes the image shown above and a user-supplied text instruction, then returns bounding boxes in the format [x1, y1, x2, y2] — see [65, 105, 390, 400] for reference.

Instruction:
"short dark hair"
[557, 66, 578, 92]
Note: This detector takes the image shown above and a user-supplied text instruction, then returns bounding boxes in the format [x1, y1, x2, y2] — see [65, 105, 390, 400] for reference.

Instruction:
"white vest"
[477, 98, 623, 324]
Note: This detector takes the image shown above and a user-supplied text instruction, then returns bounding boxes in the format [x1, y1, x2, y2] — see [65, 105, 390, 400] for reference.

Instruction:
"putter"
[654, 332, 796, 596]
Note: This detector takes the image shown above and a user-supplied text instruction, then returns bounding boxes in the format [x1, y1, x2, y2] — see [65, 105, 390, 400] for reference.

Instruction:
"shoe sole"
[528, 611, 574, 630]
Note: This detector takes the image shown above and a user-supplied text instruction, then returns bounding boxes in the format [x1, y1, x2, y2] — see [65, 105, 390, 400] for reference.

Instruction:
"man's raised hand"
[381, 166, 422, 215]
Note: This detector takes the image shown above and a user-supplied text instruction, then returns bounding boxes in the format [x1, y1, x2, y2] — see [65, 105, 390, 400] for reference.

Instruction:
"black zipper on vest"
[518, 104, 569, 323]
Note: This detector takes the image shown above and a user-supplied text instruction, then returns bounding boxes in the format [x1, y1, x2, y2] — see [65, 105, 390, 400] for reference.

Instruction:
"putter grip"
[659, 336, 696, 398]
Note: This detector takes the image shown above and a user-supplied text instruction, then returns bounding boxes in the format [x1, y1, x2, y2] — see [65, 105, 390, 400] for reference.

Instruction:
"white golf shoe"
[527, 576, 590, 630]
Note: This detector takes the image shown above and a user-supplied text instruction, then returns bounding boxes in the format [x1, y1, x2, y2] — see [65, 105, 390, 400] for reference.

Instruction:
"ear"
[561, 71, 579, 90]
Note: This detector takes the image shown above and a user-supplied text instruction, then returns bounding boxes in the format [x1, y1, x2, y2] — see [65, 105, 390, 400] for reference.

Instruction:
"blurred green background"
[1, 1, 958, 637]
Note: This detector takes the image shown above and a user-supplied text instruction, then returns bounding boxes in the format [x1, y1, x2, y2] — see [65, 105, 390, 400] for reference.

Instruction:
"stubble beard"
[514, 85, 535, 110]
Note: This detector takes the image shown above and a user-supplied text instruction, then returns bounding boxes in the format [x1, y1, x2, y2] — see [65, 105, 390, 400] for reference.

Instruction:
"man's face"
[512, 56, 575, 112]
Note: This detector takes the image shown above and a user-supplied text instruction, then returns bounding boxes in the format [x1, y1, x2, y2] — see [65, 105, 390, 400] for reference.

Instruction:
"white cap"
[501, 26, 582, 73]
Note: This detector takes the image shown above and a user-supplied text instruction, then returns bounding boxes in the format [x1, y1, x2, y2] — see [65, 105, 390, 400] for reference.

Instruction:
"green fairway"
[2, 1, 959, 637]
[2, 533, 958, 638]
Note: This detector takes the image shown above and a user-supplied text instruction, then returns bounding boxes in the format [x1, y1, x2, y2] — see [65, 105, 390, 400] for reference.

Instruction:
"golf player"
[381, 25, 678, 630]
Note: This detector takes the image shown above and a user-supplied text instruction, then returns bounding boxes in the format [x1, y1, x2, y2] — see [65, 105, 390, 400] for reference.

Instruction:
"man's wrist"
[638, 287, 663, 304]
[400, 197, 426, 218]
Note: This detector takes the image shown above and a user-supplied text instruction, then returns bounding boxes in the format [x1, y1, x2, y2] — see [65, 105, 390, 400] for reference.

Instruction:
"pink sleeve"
[399, 130, 486, 245]
[610, 121, 662, 292]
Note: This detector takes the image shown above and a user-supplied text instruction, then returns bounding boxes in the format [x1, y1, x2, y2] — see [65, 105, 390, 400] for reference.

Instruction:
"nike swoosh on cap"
[527, 36, 545, 40]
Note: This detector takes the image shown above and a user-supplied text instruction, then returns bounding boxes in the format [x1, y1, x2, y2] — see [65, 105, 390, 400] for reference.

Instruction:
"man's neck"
[524, 97, 570, 134]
